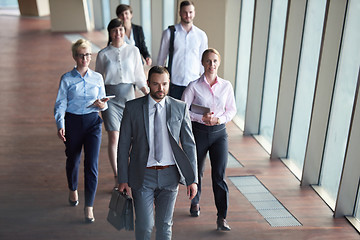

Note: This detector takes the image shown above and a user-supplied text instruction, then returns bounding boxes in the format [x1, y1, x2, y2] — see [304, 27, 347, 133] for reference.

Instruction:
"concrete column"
[301, 0, 347, 186]
[18, 0, 50, 17]
[243, 0, 271, 135]
[335, 69, 360, 218]
[270, 0, 307, 159]
[49, 0, 92, 32]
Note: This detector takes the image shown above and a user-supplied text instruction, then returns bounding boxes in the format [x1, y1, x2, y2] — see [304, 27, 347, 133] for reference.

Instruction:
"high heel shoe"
[85, 216, 95, 223]
[68, 198, 79, 206]
[84, 207, 95, 223]
[68, 190, 79, 206]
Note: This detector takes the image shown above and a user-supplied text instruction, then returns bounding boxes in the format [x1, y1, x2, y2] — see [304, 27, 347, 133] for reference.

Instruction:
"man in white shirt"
[157, 0, 208, 100]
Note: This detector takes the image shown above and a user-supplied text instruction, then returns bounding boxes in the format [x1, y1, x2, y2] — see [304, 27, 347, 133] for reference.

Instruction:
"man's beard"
[150, 91, 166, 100]
[181, 18, 192, 24]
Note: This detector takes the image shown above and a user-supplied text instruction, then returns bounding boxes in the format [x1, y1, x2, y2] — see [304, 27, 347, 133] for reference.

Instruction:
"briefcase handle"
[114, 187, 131, 200]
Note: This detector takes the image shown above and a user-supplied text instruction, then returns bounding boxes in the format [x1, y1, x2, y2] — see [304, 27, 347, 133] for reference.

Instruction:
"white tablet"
[105, 95, 116, 99]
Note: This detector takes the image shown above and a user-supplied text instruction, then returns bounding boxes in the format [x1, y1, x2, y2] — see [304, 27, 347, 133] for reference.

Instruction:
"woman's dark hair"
[106, 18, 124, 46]
[116, 4, 132, 17]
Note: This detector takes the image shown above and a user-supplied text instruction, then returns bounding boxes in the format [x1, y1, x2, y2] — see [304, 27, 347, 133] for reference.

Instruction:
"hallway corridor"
[0, 14, 358, 240]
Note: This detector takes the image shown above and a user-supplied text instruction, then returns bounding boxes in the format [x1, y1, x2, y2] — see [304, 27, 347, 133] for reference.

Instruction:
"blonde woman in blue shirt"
[54, 39, 109, 223]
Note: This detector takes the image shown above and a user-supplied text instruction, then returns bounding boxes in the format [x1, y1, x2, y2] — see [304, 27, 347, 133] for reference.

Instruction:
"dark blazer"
[117, 95, 198, 190]
[132, 24, 151, 60]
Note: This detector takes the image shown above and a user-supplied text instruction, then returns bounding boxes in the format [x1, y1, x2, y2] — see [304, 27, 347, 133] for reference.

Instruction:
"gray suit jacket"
[117, 95, 198, 190]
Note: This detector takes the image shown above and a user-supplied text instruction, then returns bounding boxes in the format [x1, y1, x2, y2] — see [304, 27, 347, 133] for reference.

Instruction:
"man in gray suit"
[117, 66, 198, 240]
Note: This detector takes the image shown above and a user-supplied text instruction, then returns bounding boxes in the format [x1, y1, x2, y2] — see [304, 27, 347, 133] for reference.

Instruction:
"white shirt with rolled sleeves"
[95, 43, 146, 89]
[157, 24, 208, 87]
[181, 74, 237, 125]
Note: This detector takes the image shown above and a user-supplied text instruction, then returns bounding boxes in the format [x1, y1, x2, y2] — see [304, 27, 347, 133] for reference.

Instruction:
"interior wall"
[224, 0, 241, 86]
[192, 0, 226, 77]
[49, 0, 91, 32]
[130, 0, 141, 25]
[151, 0, 163, 63]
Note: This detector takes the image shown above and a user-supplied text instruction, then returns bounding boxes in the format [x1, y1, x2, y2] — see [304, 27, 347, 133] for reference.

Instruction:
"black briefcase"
[107, 188, 134, 231]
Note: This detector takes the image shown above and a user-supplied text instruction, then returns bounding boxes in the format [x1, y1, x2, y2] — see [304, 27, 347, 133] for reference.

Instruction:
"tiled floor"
[0, 14, 359, 240]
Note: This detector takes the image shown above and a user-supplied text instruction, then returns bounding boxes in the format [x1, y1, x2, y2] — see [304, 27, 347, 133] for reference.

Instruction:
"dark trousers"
[190, 121, 229, 219]
[64, 112, 102, 207]
[169, 83, 187, 100]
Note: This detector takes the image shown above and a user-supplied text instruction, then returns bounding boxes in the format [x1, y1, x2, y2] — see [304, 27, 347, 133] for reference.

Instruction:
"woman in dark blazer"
[115, 4, 152, 66]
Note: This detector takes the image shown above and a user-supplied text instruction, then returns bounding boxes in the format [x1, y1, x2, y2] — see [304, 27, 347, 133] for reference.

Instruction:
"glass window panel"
[259, 0, 288, 143]
[320, 0, 360, 203]
[0, 0, 18, 7]
[141, 0, 151, 53]
[101, 0, 111, 29]
[287, 0, 326, 173]
[86, 0, 93, 22]
[163, 0, 175, 30]
[234, 0, 255, 127]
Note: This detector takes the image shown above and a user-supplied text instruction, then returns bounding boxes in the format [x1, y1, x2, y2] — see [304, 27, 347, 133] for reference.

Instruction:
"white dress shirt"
[95, 43, 146, 89]
[124, 29, 136, 46]
[182, 74, 237, 125]
[147, 96, 176, 167]
[157, 23, 208, 87]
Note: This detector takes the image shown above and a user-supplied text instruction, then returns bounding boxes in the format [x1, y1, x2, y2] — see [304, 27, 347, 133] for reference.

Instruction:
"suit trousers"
[169, 83, 187, 100]
[190, 122, 229, 219]
[64, 112, 102, 207]
[132, 166, 180, 240]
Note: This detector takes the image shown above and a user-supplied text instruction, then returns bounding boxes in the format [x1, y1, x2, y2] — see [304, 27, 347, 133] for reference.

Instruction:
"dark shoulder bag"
[167, 25, 176, 76]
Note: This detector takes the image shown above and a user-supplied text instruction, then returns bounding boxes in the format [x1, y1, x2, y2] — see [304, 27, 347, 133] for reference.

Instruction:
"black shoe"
[68, 198, 79, 206]
[84, 208, 95, 223]
[190, 204, 200, 217]
[85, 217, 95, 223]
[217, 218, 231, 231]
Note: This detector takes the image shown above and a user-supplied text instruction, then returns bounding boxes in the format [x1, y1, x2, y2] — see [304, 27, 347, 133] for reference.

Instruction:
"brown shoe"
[190, 204, 200, 217]
[217, 218, 231, 231]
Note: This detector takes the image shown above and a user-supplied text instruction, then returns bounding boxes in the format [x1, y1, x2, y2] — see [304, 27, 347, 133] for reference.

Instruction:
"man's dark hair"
[180, 1, 195, 10]
[148, 66, 170, 82]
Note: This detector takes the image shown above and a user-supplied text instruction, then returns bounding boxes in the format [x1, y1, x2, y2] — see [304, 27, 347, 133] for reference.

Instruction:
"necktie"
[154, 103, 163, 162]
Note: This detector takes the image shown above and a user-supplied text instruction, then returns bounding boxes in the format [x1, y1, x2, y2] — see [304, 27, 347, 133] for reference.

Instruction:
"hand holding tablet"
[102, 95, 116, 101]
[190, 103, 211, 115]
[88, 95, 115, 107]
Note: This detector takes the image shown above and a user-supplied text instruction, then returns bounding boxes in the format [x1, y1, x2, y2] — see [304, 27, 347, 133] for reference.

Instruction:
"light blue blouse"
[54, 67, 107, 130]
